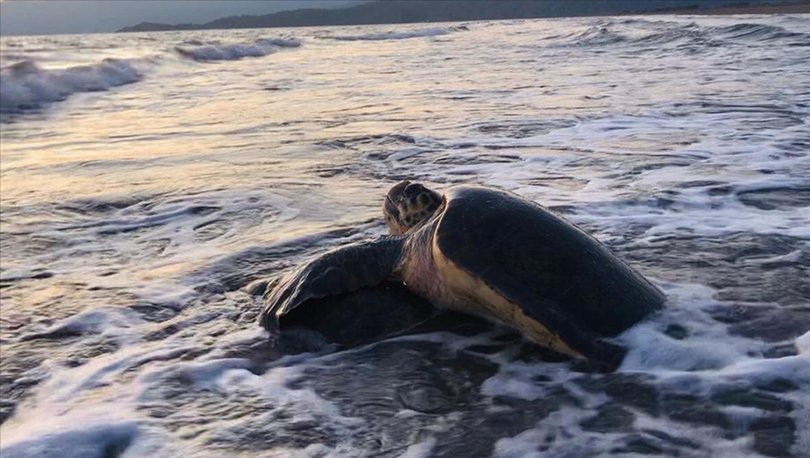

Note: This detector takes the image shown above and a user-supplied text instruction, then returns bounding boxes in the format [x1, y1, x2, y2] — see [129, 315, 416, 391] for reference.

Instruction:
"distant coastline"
[116, 1, 810, 34]
[643, 2, 810, 15]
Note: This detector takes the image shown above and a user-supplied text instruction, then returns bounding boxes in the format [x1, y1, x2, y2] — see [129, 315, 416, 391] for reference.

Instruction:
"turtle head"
[384, 181, 443, 235]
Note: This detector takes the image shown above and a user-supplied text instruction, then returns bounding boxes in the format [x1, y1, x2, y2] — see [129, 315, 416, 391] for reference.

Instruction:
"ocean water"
[1, 15, 809, 457]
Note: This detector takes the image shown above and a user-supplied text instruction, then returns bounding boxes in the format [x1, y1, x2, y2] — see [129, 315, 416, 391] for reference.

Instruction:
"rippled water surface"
[1, 15, 810, 457]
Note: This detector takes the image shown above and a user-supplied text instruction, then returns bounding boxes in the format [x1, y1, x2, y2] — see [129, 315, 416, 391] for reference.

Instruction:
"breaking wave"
[710, 22, 808, 41]
[0, 59, 145, 114]
[174, 37, 302, 62]
[558, 20, 810, 49]
[321, 26, 461, 41]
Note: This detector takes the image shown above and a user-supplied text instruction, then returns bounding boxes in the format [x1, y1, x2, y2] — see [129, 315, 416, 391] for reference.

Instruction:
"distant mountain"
[117, 0, 810, 33]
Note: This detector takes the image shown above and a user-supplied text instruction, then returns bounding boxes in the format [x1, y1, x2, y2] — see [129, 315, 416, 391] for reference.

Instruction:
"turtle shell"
[434, 186, 664, 357]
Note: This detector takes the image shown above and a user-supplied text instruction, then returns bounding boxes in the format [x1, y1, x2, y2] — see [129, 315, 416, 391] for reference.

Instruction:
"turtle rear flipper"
[570, 339, 627, 373]
[547, 315, 628, 371]
[259, 236, 405, 334]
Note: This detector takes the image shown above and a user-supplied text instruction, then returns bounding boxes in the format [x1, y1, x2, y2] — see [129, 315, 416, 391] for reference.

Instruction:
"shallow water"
[1, 15, 809, 457]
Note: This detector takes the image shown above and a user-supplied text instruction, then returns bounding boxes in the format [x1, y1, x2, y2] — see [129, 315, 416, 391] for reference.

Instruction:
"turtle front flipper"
[259, 236, 406, 336]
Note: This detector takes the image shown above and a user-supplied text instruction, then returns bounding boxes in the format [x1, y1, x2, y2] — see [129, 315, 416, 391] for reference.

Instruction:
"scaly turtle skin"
[260, 181, 665, 366]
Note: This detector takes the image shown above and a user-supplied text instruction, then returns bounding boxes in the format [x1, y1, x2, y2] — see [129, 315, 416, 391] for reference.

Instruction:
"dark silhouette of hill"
[117, 0, 810, 33]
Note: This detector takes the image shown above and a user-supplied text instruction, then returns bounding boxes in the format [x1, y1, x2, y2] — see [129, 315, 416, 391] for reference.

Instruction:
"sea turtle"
[260, 181, 665, 365]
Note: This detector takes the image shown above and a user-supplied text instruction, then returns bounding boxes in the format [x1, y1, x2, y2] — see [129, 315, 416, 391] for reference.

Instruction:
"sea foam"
[0, 420, 140, 458]
[175, 37, 301, 62]
[0, 59, 144, 113]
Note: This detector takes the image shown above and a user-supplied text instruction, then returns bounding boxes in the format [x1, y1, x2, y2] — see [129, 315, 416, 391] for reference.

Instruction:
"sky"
[0, 0, 358, 36]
